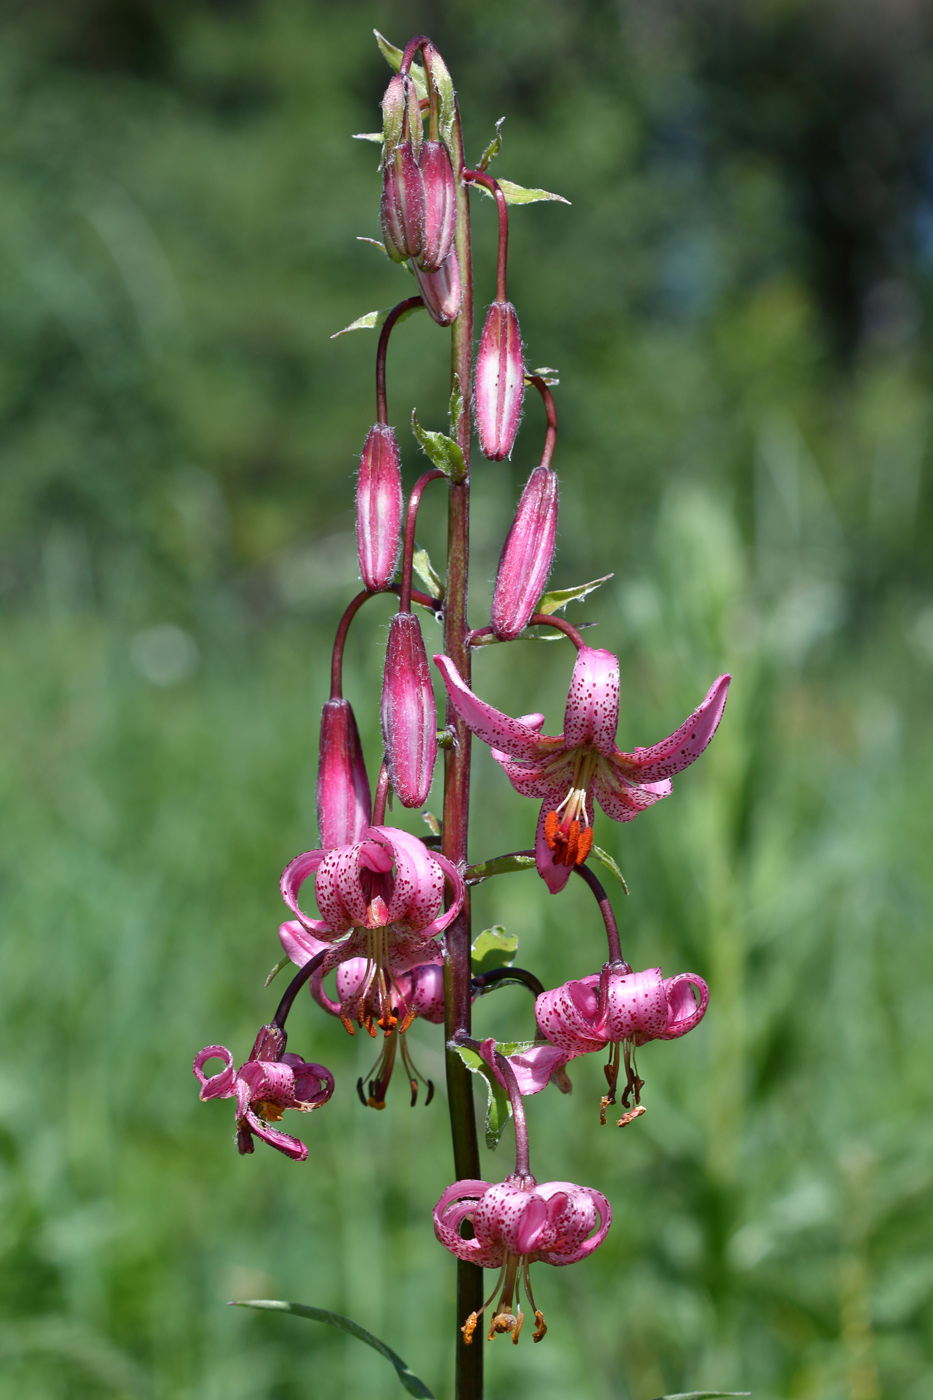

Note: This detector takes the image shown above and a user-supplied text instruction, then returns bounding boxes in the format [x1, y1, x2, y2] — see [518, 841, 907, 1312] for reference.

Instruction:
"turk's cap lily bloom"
[535, 963, 709, 1054]
[316, 698, 372, 849]
[434, 1173, 611, 1344]
[434, 647, 731, 892]
[193, 1036, 334, 1161]
[381, 611, 438, 809]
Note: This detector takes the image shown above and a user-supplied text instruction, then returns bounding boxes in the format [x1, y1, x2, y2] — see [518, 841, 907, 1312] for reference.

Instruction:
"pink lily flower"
[193, 1038, 334, 1162]
[434, 1172, 611, 1344]
[280, 825, 463, 1034]
[280, 919, 445, 1107]
[535, 962, 709, 1117]
[434, 647, 731, 891]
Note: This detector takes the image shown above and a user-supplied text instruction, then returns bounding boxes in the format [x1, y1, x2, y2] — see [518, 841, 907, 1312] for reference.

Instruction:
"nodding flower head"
[280, 826, 463, 1035]
[434, 648, 730, 892]
[434, 1173, 611, 1345]
[193, 1031, 333, 1162]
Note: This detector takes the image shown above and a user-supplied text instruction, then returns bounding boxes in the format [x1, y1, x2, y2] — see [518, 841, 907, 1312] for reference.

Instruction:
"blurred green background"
[2, 1, 932, 1397]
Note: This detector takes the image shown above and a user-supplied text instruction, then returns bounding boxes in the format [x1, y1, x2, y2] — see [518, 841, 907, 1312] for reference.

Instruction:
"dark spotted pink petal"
[478, 1036, 571, 1096]
[278, 919, 329, 968]
[591, 768, 672, 822]
[433, 655, 555, 761]
[533, 1183, 610, 1265]
[280, 849, 333, 935]
[317, 698, 372, 849]
[533, 977, 605, 1056]
[407, 963, 446, 1022]
[603, 968, 669, 1043]
[616, 673, 731, 781]
[488, 752, 569, 803]
[562, 647, 620, 756]
[658, 973, 709, 1040]
[193, 1045, 237, 1100]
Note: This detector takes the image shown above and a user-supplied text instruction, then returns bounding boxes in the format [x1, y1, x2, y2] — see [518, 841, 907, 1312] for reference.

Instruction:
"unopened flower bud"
[380, 73, 406, 152]
[491, 465, 558, 640]
[381, 143, 425, 263]
[317, 698, 372, 848]
[381, 611, 437, 808]
[415, 247, 462, 326]
[474, 301, 524, 460]
[417, 140, 456, 273]
[405, 76, 424, 159]
[357, 424, 403, 591]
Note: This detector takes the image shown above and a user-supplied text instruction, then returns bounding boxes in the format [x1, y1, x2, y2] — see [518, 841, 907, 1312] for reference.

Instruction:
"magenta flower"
[316, 698, 372, 849]
[193, 1037, 334, 1161]
[357, 424, 403, 592]
[434, 1172, 611, 1343]
[474, 300, 524, 461]
[381, 611, 438, 807]
[280, 825, 463, 1033]
[434, 647, 731, 891]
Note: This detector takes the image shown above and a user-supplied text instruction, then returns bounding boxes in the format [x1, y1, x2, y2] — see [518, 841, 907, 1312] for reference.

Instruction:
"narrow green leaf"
[351, 132, 384, 143]
[590, 845, 629, 894]
[526, 364, 560, 385]
[465, 853, 537, 883]
[476, 178, 570, 206]
[264, 954, 290, 988]
[412, 546, 444, 600]
[471, 926, 518, 975]
[232, 1301, 434, 1398]
[357, 236, 390, 257]
[535, 573, 614, 615]
[411, 411, 467, 480]
[332, 302, 423, 339]
[478, 116, 506, 171]
[647, 1392, 750, 1399]
[373, 31, 428, 100]
[421, 810, 441, 837]
[426, 47, 457, 146]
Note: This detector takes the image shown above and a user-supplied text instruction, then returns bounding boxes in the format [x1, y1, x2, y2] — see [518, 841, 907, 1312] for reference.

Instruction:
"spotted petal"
[433, 654, 559, 761]
[562, 647, 620, 756]
[615, 673, 731, 781]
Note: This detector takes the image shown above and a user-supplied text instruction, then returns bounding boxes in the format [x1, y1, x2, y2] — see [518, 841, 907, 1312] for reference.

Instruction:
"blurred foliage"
[1, 1, 932, 1398]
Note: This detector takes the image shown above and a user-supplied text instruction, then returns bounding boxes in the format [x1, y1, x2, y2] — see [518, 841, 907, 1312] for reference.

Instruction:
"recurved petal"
[433, 655, 554, 760]
[375, 825, 445, 928]
[490, 751, 571, 803]
[618, 673, 731, 782]
[535, 1184, 611, 1265]
[240, 1107, 309, 1161]
[592, 769, 672, 822]
[603, 968, 669, 1043]
[193, 1045, 237, 1100]
[562, 648, 620, 756]
[659, 973, 709, 1040]
[280, 850, 336, 934]
[479, 1038, 572, 1096]
[279, 919, 330, 967]
[534, 977, 605, 1055]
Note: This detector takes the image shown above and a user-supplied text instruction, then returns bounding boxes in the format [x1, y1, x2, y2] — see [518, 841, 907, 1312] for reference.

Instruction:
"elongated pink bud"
[417, 140, 456, 273]
[474, 301, 524, 460]
[381, 143, 425, 263]
[381, 612, 437, 808]
[415, 247, 462, 326]
[317, 698, 372, 848]
[491, 465, 558, 639]
[357, 424, 403, 591]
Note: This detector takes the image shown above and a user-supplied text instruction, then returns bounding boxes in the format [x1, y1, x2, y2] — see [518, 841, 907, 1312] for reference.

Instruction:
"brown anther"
[616, 1104, 646, 1127]
[254, 1100, 284, 1123]
[409, 1078, 418, 1108]
[532, 1310, 547, 1343]
[461, 1313, 478, 1346]
[398, 1004, 417, 1034]
[365, 1015, 378, 1039]
[511, 1310, 524, 1345]
[367, 1095, 387, 1111]
[543, 810, 561, 852]
[599, 1094, 611, 1126]
[356, 1078, 368, 1107]
[340, 1015, 356, 1037]
[575, 825, 594, 864]
[489, 1308, 517, 1340]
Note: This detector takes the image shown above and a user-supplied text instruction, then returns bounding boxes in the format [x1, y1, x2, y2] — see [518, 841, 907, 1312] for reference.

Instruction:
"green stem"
[442, 97, 483, 1400]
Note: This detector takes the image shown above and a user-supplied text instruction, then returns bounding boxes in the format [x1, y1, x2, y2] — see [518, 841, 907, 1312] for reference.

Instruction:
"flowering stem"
[375, 297, 424, 426]
[572, 864, 627, 967]
[467, 614, 585, 648]
[399, 469, 446, 613]
[330, 586, 439, 699]
[455, 1035, 531, 1179]
[527, 375, 557, 469]
[271, 947, 328, 1030]
[443, 100, 484, 1400]
[463, 170, 509, 303]
[471, 966, 546, 998]
[373, 764, 390, 826]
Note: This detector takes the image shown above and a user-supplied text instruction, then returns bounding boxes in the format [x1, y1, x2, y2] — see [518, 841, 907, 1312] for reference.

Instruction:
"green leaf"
[357, 236, 390, 257]
[231, 1301, 434, 1398]
[264, 954, 290, 988]
[590, 845, 629, 894]
[471, 926, 518, 976]
[465, 853, 537, 883]
[526, 364, 560, 386]
[373, 31, 428, 101]
[535, 573, 614, 615]
[647, 1393, 750, 1399]
[476, 178, 570, 206]
[332, 302, 423, 339]
[425, 47, 456, 146]
[421, 810, 441, 837]
[351, 131, 384, 143]
[453, 1046, 510, 1149]
[411, 411, 467, 480]
[412, 546, 444, 600]
[478, 116, 506, 171]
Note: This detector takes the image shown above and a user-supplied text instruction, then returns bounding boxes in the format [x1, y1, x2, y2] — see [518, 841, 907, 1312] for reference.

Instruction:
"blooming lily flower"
[193, 1037, 334, 1161]
[434, 648, 731, 891]
[535, 962, 709, 1118]
[280, 918, 445, 1107]
[434, 1173, 611, 1344]
[280, 825, 463, 1034]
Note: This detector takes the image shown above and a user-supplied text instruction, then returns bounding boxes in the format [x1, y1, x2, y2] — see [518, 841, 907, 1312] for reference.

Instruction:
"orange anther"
[575, 825, 594, 864]
[339, 1015, 356, 1037]
[543, 810, 561, 851]
[461, 1313, 478, 1346]
[532, 1310, 547, 1343]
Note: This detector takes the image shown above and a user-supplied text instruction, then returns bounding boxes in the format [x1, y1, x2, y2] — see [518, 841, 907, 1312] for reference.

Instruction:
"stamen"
[461, 1313, 479, 1346]
[254, 1100, 284, 1122]
[616, 1104, 646, 1127]
[532, 1310, 547, 1343]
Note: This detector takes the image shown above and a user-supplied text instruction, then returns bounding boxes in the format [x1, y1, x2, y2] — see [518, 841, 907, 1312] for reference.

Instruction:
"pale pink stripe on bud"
[380, 73, 406, 152]
[381, 143, 425, 263]
[491, 464, 558, 639]
[357, 424, 403, 591]
[415, 247, 462, 326]
[474, 301, 524, 460]
[381, 612, 438, 807]
[317, 698, 372, 849]
[417, 140, 457, 273]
